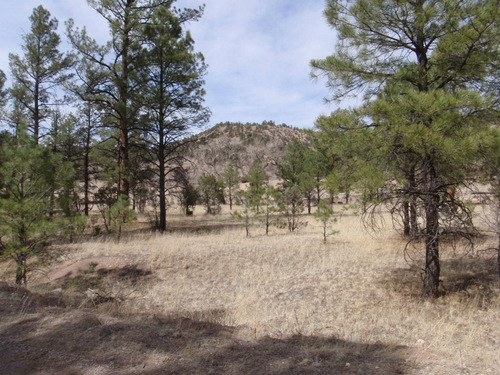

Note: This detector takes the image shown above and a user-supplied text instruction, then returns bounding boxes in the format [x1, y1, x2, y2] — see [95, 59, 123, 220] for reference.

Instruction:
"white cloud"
[178, 0, 341, 127]
[0, 0, 108, 78]
[1, 0, 343, 129]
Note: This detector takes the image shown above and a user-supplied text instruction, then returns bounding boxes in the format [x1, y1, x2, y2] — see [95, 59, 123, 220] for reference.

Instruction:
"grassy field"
[1, 205, 499, 374]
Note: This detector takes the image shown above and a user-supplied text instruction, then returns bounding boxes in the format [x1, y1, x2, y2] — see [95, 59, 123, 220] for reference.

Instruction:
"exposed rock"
[184, 121, 311, 182]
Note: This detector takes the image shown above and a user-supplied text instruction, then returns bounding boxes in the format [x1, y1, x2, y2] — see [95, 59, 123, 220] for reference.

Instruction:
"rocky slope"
[183, 121, 311, 182]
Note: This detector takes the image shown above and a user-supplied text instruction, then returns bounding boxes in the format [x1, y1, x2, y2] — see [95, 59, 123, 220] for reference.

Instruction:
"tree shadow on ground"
[0, 284, 414, 375]
[164, 221, 244, 234]
[380, 255, 499, 304]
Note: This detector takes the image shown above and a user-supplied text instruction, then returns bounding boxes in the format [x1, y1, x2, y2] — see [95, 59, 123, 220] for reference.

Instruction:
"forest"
[0, 0, 499, 299]
[0, 1, 499, 374]
[0, 1, 211, 283]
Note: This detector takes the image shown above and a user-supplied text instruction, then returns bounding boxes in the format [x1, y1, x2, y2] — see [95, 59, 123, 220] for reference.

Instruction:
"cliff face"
[184, 122, 310, 182]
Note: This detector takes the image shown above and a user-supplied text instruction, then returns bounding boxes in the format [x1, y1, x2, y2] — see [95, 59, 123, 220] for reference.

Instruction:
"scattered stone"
[85, 288, 98, 299]
[172, 331, 182, 338]
[416, 339, 426, 348]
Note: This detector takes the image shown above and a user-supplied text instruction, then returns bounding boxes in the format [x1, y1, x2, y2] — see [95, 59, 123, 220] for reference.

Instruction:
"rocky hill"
[184, 121, 311, 182]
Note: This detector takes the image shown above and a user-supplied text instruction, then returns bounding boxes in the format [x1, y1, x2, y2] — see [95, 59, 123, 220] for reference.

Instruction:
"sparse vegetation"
[280, 185, 307, 232]
[184, 121, 311, 182]
[198, 174, 225, 215]
[314, 199, 337, 243]
[106, 195, 137, 242]
[223, 162, 239, 210]
[1, 208, 498, 374]
[232, 190, 256, 237]
[312, 0, 499, 297]
[0, 1, 498, 374]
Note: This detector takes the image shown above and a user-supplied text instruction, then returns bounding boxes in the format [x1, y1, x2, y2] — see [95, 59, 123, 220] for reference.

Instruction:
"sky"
[0, 0, 344, 129]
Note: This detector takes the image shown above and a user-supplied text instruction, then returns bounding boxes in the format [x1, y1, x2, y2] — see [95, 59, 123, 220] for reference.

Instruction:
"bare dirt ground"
[1, 208, 499, 375]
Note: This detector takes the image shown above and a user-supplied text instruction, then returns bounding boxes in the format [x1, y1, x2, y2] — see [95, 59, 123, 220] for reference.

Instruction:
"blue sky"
[0, 0, 344, 129]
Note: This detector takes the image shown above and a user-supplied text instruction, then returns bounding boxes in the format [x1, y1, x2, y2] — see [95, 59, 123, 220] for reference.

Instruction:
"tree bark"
[422, 157, 440, 297]
[15, 254, 27, 285]
[410, 197, 418, 238]
[402, 197, 418, 238]
[497, 231, 500, 277]
[316, 176, 321, 204]
[83, 104, 92, 216]
[84, 139, 90, 216]
[34, 79, 40, 144]
[403, 200, 410, 236]
[118, 1, 132, 198]
[403, 167, 419, 238]
[158, 147, 167, 231]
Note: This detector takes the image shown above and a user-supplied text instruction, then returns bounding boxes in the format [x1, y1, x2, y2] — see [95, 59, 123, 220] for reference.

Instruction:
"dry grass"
[2, 206, 500, 374]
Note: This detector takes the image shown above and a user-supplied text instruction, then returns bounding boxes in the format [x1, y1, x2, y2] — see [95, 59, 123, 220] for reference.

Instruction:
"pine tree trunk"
[83, 104, 92, 216]
[316, 175, 321, 204]
[403, 200, 410, 236]
[422, 157, 440, 297]
[410, 197, 418, 238]
[84, 148, 90, 216]
[118, 6, 131, 198]
[34, 79, 40, 145]
[157, 51, 167, 231]
[403, 169, 419, 238]
[497, 232, 500, 277]
[408, 169, 418, 238]
[118, 119, 129, 197]
[15, 254, 27, 285]
[159, 155, 167, 231]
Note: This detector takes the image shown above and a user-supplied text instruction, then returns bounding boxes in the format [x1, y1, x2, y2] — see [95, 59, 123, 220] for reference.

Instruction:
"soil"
[44, 257, 136, 283]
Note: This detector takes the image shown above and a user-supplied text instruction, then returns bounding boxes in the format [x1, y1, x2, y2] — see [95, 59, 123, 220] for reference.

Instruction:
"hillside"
[184, 121, 311, 182]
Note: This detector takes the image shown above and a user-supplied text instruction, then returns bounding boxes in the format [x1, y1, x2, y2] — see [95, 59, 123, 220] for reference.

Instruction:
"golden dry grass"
[3, 206, 499, 374]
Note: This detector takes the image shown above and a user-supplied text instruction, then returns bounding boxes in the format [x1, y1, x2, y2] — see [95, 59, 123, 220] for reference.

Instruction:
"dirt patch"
[44, 257, 141, 284]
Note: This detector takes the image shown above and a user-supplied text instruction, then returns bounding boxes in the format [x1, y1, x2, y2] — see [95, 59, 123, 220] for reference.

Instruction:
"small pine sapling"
[232, 190, 258, 237]
[314, 199, 338, 244]
[107, 195, 137, 242]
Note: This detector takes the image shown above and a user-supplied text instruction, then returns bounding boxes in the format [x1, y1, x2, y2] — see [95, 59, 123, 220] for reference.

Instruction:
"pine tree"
[0, 69, 7, 110]
[198, 174, 225, 214]
[9, 5, 72, 144]
[246, 159, 268, 209]
[138, 5, 209, 230]
[67, 0, 145, 197]
[312, 0, 499, 297]
[223, 162, 240, 210]
[278, 138, 316, 213]
[314, 199, 337, 244]
[0, 128, 77, 284]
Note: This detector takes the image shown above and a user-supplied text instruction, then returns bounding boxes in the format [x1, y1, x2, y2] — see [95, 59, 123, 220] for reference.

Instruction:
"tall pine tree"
[9, 5, 72, 144]
[138, 5, 209, 231]
[312, 0, 499, 297]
